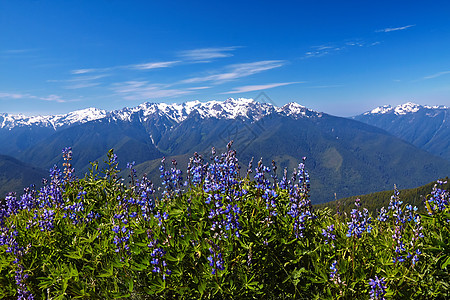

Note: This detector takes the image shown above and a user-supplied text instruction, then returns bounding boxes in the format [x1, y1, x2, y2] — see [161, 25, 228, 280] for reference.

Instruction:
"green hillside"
[315, 177, 450, 214]
[0, 155, 47, 197]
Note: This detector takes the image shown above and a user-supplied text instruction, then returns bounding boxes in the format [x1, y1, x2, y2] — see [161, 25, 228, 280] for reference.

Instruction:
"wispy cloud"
[40, 95, 68, 103]
[71, 60, 179, 74]
[423, 71, 450, 80]
[2, 49, 36, 54]
[0, 92, 73, 103]
[49, 74, 109, 83]
[307, 85, 343, 89]
[179, 47, 240, 61]
[376, 25, 415, 33]
[181, 60, 286, 84]
[71, 68, 100, 75]
[303, 45, 343, 58]
[187, 86, 211, 90]
[222, 82, 301, 94]
[49, 74, 109, 89]
[71, 47, 239, 75]
[0, 92, 34, 99]
[113, 81, 195, 100]
[0, 48, 40, 60]
[131, 61, 180, 70]
[65, 82, 101, 89]
[302, 40, 377, 59]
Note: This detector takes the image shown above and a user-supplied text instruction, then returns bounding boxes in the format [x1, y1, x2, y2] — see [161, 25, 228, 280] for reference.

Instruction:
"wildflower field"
[0, 143, 449, 299]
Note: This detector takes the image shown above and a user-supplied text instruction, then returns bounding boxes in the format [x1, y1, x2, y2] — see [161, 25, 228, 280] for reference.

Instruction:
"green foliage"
[0, 149, 449, 299]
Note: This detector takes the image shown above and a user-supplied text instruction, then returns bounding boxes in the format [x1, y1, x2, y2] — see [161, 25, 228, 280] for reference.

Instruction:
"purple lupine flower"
[406, 206, 423, 266]
[246, 157, 254, 177]
[109, 153, 118, 165]
[279, 167, 288, 190]
[5, 192, 19, 217]
[147, 230, 170, 280]
[377, 207, 389, 222]
[287, 158, 314, 238]
[111, 198, 135, 254]
[322, 225, 336, 246]
[271, 160, 278, 185]
[329, 260, 342, 285]
[187, 152, 207, 187]
[36, 209, 55, 232]
[202, 144, 242, 240]
[207, 240, 225, 275]
[387, 187, 423, 266]
[134, 174, 156, 220]
[426, 180, 449, 214]
[159, 157, 184, 195]
[368, 275, 387, 300]
[127, 161, 137, 187]
[62, 147, 74, 182]
[38, 165, 65, 208]
[0, 225, 33, 299]
[347, 199, 372, 238]
[15, 264, 34, 300]
[154, 210, 168, 227]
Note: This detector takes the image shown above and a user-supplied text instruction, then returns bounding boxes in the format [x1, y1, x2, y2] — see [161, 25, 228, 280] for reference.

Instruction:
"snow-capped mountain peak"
[0, 107, 107, 129]
[108, 98, 320, 123]
[1, 98, 322, 129]
[394, 102, 422, 115]
[364, 102, 448, 116]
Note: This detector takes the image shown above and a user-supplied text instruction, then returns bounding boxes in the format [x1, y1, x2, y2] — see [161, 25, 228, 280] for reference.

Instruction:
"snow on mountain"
[1, 98, 321, 129]
[110, 98, 279, 122]
[0, 108, 108, 130]
[364, 102, 448, 116]
[114, 98, 321, 122]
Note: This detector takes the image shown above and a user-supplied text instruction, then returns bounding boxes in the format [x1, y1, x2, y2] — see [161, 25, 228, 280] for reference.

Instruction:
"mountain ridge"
[362, 101, 448, 116]
[1, 98, 321, 130]
[354, 102, 450, 161]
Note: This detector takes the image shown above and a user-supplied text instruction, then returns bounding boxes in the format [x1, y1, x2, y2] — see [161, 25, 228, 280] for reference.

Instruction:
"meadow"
[0, 143, 449, 299]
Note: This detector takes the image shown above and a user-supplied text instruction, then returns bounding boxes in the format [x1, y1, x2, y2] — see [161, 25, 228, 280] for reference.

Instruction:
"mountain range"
[354, 102, 450, 161]
[1, 98, 449, 203]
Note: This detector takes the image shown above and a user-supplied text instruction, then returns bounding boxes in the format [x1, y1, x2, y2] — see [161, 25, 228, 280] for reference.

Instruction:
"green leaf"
[441, 256, 450, 269]
[98, 265, 113, 278]
[128, 278, 134, 292]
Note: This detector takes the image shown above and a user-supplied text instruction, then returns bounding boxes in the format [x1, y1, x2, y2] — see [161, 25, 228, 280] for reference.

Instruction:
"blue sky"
[1, 0, 450, 117]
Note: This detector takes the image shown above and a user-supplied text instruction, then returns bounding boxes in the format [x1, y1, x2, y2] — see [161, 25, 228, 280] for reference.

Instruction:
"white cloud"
[0, 92, 73, 103]
[71, 60, 178, 74]
[49, 74, 109, 89]
[376, 25, 415, 33]
[222, 82, 301, 94]
[302, 40, 377, 59]
[307, 85, 343, 89]
[423, 71, 450, 80]
[130, 61, 180, 70]
[49, 74, 108, 83]
[39, 95, 68, 103]
[113, 81, 194, 100]
[181, 60, 286, 84]
[179, 47, 240, 61]
[187, 86, 211, 90]
[65, 82, 101, 89]
[0, 92, 34, 99]
[2, 49, 36, 54]
[71, 68, 101, 75]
